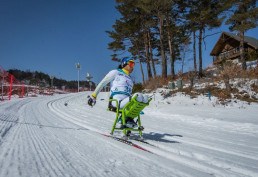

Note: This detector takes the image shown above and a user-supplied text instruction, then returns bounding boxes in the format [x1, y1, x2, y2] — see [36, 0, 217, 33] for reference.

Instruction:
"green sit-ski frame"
[109, 95, 152, 137]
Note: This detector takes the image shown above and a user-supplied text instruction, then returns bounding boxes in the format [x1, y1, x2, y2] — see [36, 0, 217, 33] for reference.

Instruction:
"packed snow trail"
[0, 91, 258, 177]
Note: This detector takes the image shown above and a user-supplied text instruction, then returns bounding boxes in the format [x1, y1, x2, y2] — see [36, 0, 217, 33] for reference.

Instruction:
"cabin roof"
[210, 32, 258, 56]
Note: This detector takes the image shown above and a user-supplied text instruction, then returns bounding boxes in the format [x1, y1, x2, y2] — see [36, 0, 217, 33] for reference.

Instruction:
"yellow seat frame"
[109, 95, 152, 137]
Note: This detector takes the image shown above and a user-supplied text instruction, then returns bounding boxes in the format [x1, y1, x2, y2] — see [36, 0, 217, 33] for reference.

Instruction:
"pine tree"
[226, 0, 258, 70]
[107, 0, 156, 82]
[137, 0, 175, 79]
[186, 0, 227, 77]
[164, 0, 187, 79]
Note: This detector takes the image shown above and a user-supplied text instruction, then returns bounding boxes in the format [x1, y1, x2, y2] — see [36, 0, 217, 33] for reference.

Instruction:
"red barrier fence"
[0, 66, 27, 100]
[0, 66, 70, 101]
[1, 66, 75, 101]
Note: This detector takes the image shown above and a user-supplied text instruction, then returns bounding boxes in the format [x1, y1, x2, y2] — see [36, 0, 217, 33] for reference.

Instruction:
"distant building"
[210, 32, 258, 65]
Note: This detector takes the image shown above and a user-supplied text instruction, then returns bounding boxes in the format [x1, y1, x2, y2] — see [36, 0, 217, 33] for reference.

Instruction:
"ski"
[129, 137, 157, 147]
[112, 131, 157, 148]
[101, 133, 154, 154]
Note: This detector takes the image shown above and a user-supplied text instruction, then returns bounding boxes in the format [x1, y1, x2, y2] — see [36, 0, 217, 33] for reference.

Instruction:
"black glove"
[87, 95, 96, 106]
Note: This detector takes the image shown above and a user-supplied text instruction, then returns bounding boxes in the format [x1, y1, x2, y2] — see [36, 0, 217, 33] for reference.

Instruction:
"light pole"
[50, 76, 54, 94]
[75, 63, 81, 92]
[86, 73, 93, 91]
[50, 76, 54, 88]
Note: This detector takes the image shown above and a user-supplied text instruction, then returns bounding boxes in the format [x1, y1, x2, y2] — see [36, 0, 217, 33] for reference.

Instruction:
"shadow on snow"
[142, 132, 183, 144]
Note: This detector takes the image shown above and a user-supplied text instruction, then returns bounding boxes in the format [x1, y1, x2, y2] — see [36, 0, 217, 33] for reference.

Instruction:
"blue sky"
[0, 0, 257, 83]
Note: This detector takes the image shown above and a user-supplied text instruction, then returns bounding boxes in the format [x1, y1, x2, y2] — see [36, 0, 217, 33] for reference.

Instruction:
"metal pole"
[86, 73, 93, 92]
[75, 63, 81, 92]
[50, 77, 54, 88]
[77, 69, 79, 92]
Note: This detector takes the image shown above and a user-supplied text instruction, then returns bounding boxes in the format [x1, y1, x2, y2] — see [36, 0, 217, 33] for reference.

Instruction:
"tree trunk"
[193, 31, 197, 72]
[137, 48, 145, 84]
[240, 31, 246, 70]
[147, 30, 156, 78]
[159, 15, 167, 78]
[170, 46, 175, 79]
[167, 23, 175, 79]
[139, 59, 145, 84]
[198, 28, 203, 78]
[172, 50, 176, 77]
[144, 32, 153, 80]
[181, 47, 186, 74]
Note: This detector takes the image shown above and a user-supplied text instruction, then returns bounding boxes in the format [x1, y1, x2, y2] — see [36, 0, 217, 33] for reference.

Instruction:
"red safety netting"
[0, 66, 26, 100]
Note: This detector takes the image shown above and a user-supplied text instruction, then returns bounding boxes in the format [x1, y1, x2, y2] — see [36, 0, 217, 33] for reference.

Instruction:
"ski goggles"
[127, 60, 135, 67]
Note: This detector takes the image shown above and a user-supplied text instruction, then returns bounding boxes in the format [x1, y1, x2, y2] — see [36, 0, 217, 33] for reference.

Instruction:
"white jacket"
[92, 69, 134, 98]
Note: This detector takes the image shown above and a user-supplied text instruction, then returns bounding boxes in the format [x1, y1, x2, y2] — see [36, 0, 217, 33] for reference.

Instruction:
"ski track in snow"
[0, 91, 258, 177]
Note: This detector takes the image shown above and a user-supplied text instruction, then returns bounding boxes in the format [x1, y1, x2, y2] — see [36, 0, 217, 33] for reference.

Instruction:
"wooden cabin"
[210, 32, 258, 65]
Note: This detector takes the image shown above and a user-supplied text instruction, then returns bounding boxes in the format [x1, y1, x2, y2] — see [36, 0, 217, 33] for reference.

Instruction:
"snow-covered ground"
[0, 91, 258, 177]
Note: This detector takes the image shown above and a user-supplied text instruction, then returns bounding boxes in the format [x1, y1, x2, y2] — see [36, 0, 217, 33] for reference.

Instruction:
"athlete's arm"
[91, 70, 118, 98]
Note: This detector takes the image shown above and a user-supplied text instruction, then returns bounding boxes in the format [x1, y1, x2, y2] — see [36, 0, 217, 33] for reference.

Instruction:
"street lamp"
[50, 76, 54, 88]
[86, 73, 93, 91]
[75, 63, 81, 92]
[50, 76, 54, 94]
